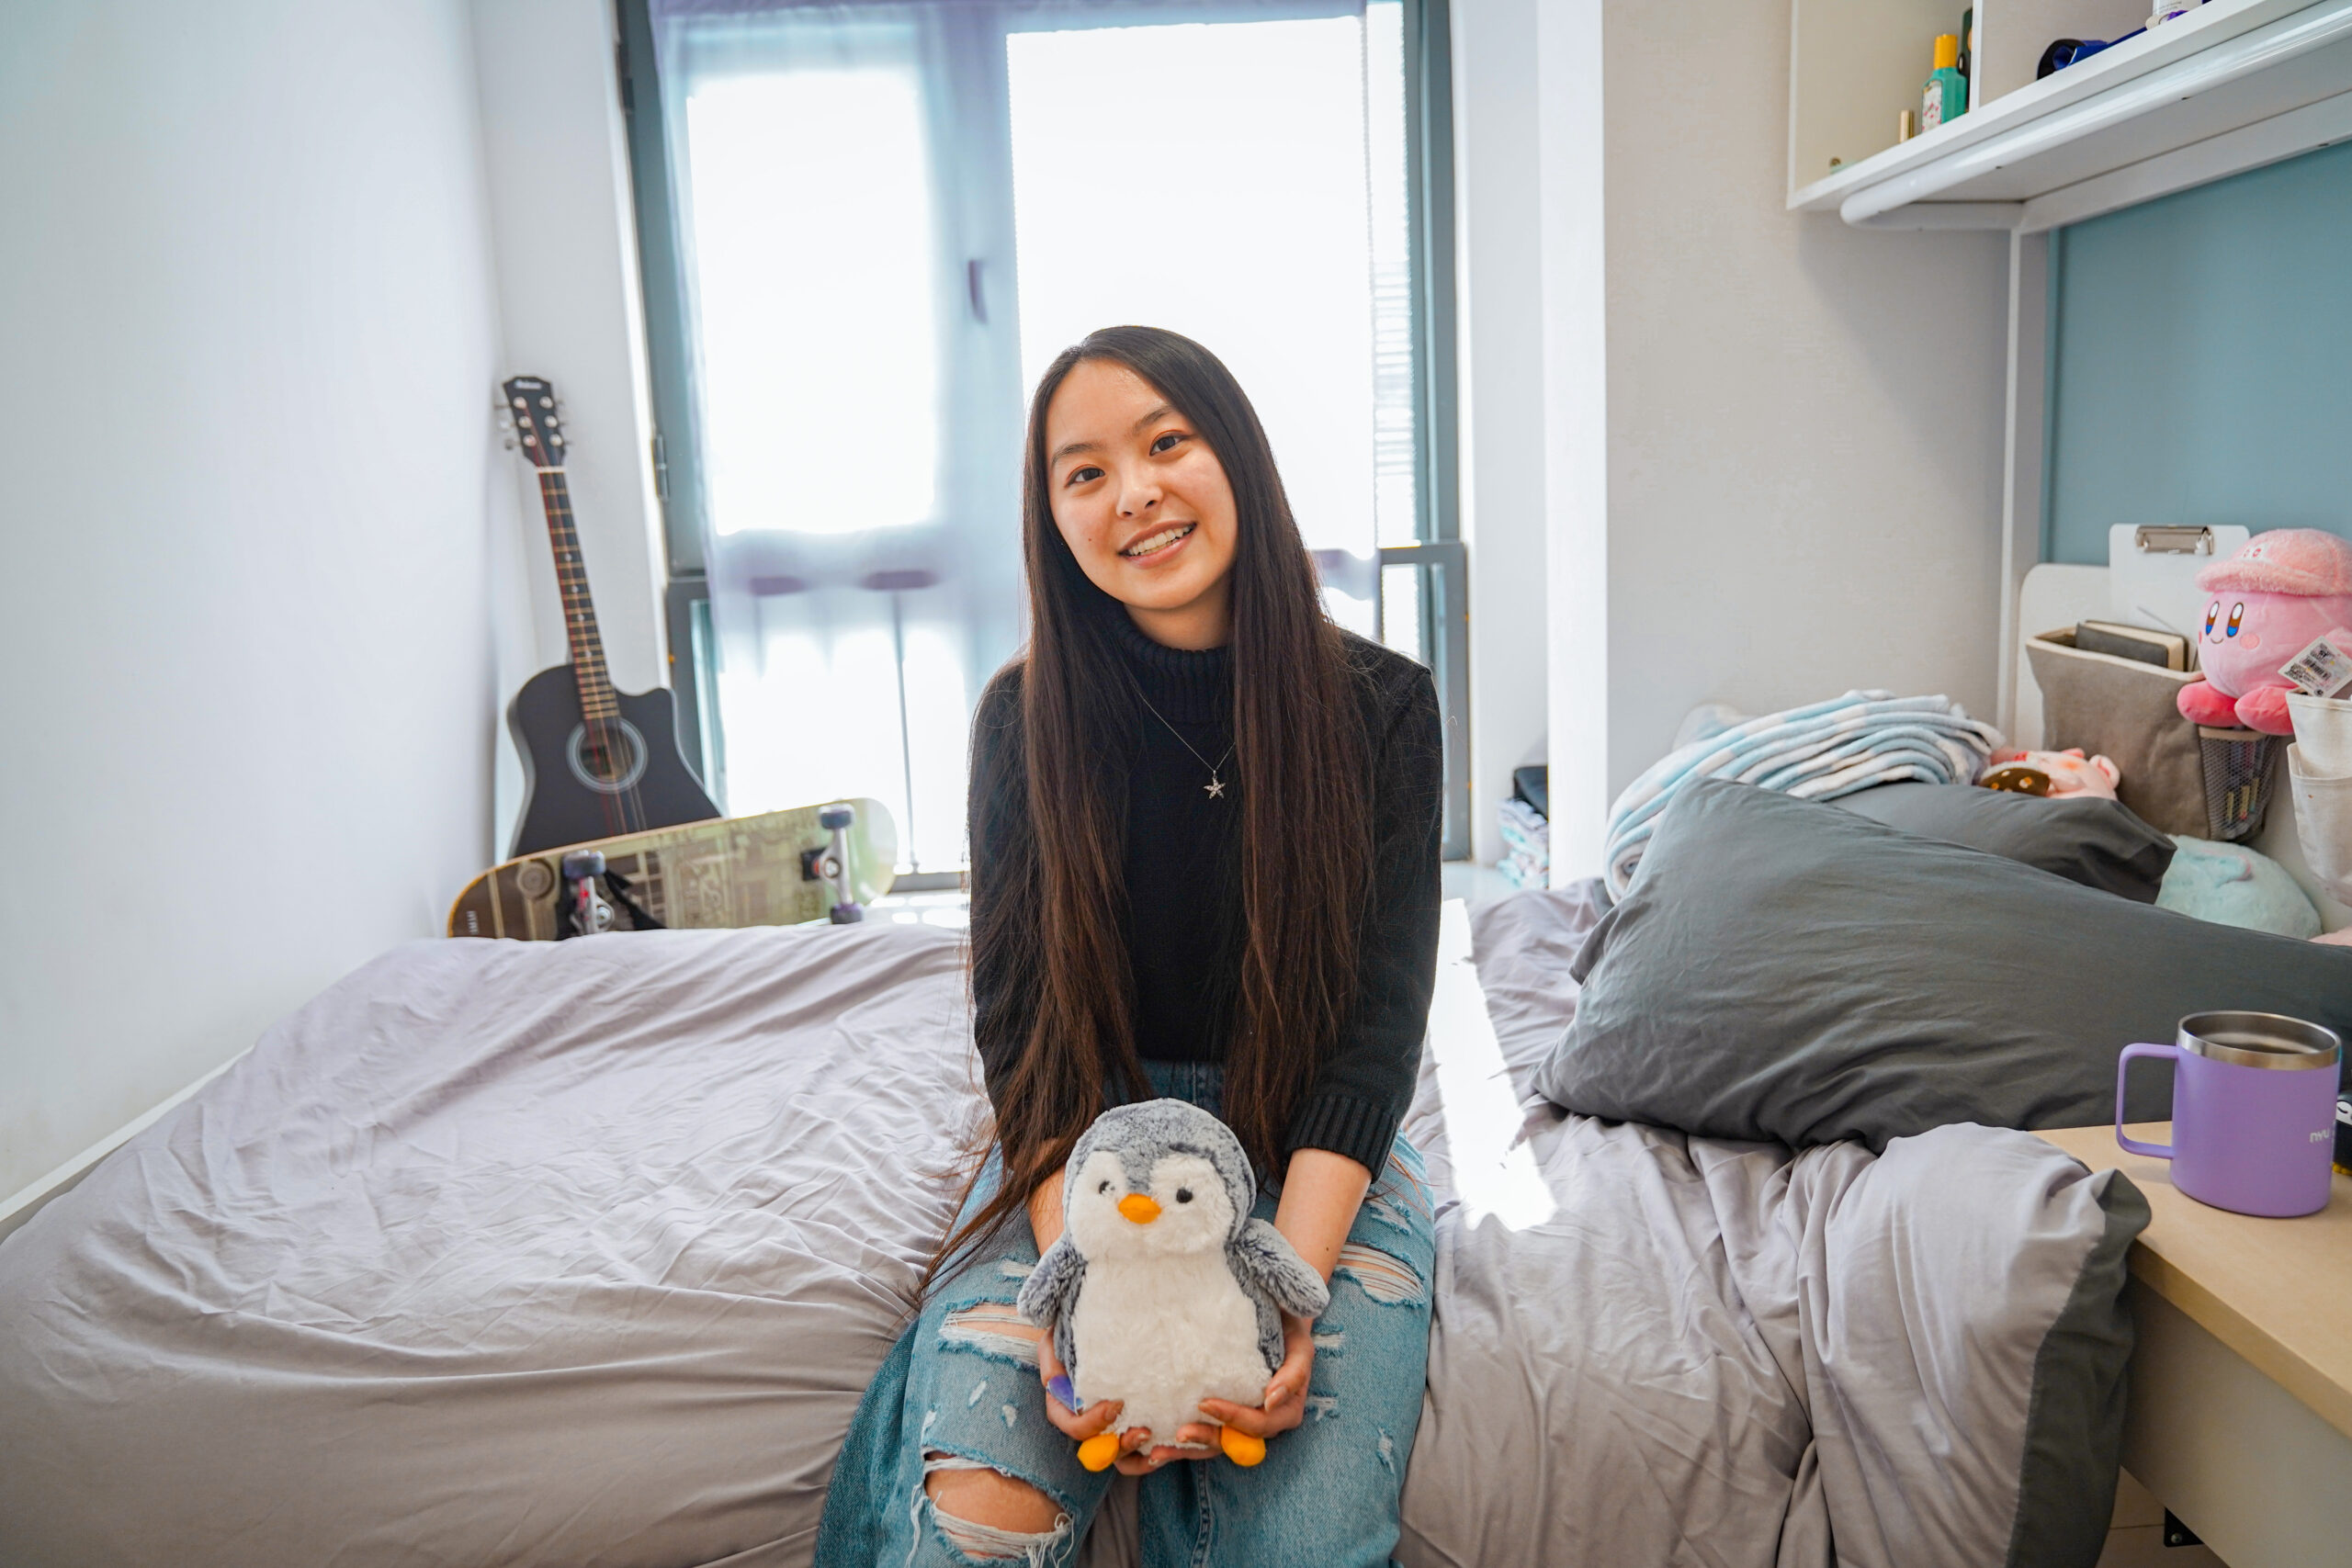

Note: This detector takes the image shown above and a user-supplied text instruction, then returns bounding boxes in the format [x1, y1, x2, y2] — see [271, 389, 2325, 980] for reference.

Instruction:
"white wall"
[1524, 0, 2010, 878]
[471, 0, 672, 852]
[1533, 0, 1611, 882]
[1451, 0, 1554, 866]
[0, 1, 509, 1198]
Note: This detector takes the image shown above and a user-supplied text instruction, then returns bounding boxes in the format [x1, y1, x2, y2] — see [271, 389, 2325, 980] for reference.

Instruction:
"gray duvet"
[0, 898, 2142, 1567]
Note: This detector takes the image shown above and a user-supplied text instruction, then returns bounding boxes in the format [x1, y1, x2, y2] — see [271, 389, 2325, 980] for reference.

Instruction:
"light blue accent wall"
[2044, 139, 2352, 565]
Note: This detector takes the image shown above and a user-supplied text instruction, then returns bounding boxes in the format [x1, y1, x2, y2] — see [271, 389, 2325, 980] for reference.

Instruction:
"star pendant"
[1205, 775, 1227, 800]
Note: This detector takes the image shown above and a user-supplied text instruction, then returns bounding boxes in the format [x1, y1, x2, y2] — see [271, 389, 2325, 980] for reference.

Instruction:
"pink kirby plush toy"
[1980, 747, 2121, 800]
[2175, 529, 2352, 737]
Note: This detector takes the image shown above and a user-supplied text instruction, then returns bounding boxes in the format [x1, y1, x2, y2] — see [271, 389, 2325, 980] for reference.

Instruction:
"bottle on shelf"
[1922, 33, 1966, 130]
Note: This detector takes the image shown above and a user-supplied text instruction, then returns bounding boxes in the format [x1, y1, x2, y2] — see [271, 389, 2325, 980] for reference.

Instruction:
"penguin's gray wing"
[1016, 1235, 1087, 1339]
[1228, 1218, 1331, 1320]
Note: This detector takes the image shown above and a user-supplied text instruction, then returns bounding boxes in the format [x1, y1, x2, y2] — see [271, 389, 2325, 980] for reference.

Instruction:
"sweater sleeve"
[967, 665, 1034, 1122]
[1283, 662, 1444, 1174]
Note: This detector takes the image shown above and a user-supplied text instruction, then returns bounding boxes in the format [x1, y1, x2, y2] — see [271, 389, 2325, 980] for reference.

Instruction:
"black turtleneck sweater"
[966, 612, 1444, 1175]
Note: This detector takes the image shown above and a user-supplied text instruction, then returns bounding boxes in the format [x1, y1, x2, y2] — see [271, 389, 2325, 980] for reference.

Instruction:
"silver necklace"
[1134, 688, 1236, 800]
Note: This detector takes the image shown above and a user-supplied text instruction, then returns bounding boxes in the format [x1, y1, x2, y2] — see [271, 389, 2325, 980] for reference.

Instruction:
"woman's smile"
[1121, 522, 1197, 560]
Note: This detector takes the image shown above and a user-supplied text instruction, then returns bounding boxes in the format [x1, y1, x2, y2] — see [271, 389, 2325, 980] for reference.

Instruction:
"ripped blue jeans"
[814, 1061, 1436, 1568]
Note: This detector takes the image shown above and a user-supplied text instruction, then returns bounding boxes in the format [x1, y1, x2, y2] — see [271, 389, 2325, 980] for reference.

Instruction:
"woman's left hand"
[1201, 1310, 1314, 1440]
[1118, 1311, 1314, 1472]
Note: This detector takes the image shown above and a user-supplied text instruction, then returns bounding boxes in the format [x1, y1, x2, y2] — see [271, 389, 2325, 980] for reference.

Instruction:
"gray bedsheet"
[1399, 888, 2142, 1568]
[0, 899, 2138, 1567]
[0, 925, 984, 1566]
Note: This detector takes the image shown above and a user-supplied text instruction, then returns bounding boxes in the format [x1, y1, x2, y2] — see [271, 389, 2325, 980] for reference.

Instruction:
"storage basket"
[2022, 629, 2281, 841]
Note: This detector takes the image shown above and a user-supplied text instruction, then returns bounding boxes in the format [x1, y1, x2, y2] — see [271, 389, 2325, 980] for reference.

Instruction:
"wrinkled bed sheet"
[0, 897, 2130, 1566]
[1399, 887, 2133, 1568]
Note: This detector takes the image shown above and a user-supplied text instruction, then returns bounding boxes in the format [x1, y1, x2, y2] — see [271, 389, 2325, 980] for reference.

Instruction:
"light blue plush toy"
[2156, 835, 2323, 938]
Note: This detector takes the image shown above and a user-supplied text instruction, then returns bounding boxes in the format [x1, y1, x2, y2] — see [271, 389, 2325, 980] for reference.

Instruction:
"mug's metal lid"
[2178, 1010, 2344, 1070]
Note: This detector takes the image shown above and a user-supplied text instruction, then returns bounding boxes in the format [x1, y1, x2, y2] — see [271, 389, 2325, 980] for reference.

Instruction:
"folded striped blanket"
[1603, 691, 2003, 895]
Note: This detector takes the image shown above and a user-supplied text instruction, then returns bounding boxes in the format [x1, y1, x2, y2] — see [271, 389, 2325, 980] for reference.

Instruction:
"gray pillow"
[1834, 783, 2174, 902]
[1536, 779, 2352, 1150]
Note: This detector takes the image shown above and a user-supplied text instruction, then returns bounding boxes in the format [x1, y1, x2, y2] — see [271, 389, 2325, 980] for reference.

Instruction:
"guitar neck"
[536, 470, 619, 720]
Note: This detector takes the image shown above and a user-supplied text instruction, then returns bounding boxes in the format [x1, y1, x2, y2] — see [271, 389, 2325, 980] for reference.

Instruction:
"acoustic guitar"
[502, 375, 718, 857]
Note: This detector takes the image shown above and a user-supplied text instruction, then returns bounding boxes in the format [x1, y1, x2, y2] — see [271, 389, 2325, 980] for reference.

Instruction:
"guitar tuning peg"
[503, 434, 518, 450]
[496, 412, 514, 431]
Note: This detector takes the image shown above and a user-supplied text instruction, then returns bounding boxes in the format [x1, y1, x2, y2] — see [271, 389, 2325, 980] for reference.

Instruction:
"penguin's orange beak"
[1117, 1193, 1161, 1224]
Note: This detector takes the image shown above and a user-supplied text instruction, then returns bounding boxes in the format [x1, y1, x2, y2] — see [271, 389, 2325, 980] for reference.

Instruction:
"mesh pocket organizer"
[2195, 728, 2282, 843]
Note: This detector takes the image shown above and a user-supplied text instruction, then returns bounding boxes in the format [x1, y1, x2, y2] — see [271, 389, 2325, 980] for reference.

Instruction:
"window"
[623, 0, 1462, 871]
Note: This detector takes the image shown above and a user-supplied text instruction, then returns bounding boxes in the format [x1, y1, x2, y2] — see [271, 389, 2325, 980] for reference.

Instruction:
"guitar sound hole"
[566, 719, 650, 795]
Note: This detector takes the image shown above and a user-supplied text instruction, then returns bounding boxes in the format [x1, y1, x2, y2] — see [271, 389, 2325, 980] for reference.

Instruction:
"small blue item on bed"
[1604, 690, 2002, 894]
[1497, 796, 1549, 888]
[2157, 833, 2324, 937]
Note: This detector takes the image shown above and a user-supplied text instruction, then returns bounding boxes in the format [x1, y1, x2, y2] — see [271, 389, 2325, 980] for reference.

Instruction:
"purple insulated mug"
[2116, 1011, 2343, 1218]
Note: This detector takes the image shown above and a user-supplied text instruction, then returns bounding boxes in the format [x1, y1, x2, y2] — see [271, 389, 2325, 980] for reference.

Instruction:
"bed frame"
[0, 1049, 247, 1248]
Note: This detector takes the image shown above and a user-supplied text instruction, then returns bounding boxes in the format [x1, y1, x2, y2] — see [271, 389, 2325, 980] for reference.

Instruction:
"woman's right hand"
[1037, 1331, 1144, 1451]
[1030, 1167, 1153, 1463]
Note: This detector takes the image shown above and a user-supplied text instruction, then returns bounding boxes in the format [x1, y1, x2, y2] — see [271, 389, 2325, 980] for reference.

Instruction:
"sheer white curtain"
[653, 0, 1026, 873]
[649, 0, 1401, 872]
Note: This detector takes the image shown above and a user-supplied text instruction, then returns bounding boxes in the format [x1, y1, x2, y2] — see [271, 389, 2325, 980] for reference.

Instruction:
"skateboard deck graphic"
[447, 799, 898, 941]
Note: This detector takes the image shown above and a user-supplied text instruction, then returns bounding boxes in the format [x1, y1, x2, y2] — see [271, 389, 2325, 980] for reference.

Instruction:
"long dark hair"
[944, 325, 1374, 1267]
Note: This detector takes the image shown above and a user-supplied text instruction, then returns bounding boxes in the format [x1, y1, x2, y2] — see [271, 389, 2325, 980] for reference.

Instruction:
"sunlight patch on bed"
[1428, 900, 1555, 1230]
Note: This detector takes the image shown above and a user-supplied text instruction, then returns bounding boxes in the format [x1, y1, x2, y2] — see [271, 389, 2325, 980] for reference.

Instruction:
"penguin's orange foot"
[1218, 1427, 1266, 1467]
[1077, 1433, 1123, 1472]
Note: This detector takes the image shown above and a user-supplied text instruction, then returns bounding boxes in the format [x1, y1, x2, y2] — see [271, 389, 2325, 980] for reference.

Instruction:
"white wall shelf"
[1789, 0, 2352, 231]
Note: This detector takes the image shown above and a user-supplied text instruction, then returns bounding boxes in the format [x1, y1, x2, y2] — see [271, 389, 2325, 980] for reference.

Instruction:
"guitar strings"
[542, 468, 650, 849]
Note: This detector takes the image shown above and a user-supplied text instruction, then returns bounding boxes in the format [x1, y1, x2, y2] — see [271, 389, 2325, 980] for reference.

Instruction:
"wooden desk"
[2036, 1123, 2352, 1568]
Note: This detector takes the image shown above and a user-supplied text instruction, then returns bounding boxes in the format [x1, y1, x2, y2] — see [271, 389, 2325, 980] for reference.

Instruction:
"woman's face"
[1043, 358, 1238, 650]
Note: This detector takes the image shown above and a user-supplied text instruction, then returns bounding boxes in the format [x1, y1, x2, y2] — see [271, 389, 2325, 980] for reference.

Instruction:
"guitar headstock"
[500, 375, 567, 468]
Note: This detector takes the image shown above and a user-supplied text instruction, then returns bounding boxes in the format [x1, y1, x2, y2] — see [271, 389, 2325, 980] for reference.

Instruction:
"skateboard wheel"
[819, 805, 854, 829]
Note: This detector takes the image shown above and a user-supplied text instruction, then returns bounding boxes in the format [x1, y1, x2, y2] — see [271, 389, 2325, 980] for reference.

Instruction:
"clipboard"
[2109, 525, 2248, 668]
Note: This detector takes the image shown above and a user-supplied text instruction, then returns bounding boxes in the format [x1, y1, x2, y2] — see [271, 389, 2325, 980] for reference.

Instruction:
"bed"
[0, 881, 2143, 1566]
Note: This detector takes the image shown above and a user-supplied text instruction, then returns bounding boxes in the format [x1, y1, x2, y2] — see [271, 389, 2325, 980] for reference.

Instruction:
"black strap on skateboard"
[602, 870, 664, 932]
[555, 867, 665, 940]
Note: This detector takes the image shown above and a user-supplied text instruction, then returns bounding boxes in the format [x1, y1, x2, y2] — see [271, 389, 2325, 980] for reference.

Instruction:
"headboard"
[2011, 563, 2349, 932]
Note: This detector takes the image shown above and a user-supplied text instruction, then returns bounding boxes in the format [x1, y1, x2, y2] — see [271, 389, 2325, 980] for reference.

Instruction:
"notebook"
[2075, 618, 2189, 671]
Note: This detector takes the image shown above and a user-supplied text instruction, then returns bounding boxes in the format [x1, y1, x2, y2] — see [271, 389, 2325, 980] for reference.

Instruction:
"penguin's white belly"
[1069, 1252, 1271, 1444]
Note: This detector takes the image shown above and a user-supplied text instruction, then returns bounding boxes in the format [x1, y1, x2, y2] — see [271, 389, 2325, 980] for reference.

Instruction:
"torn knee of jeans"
[922, 1454, 1071, 1563]
[940, 1300, 1044, 1368]
[1311, 1328, 1345, 1355]
[1334, 1241, 1424, 1305]
[1362, 1191, 1413, 1234]
[1305, 1393, 1340, 1422]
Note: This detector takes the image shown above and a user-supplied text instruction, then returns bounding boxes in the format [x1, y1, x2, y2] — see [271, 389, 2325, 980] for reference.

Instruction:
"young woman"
[816, 326, 1442, 1567]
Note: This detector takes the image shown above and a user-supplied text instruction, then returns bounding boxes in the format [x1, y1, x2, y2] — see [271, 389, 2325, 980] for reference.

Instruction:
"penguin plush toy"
[1016, 1099, 1329, 1472]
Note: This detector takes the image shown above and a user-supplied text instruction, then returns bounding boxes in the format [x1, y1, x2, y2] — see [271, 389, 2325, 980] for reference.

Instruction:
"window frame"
[616, 0, 1465, 855]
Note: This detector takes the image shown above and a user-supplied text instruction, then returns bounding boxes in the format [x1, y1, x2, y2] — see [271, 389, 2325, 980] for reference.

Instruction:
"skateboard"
[447, 799, 898, 941]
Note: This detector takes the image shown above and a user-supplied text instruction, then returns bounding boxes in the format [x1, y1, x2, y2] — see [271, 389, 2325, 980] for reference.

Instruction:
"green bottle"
[1923, 33, 1966, 130]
